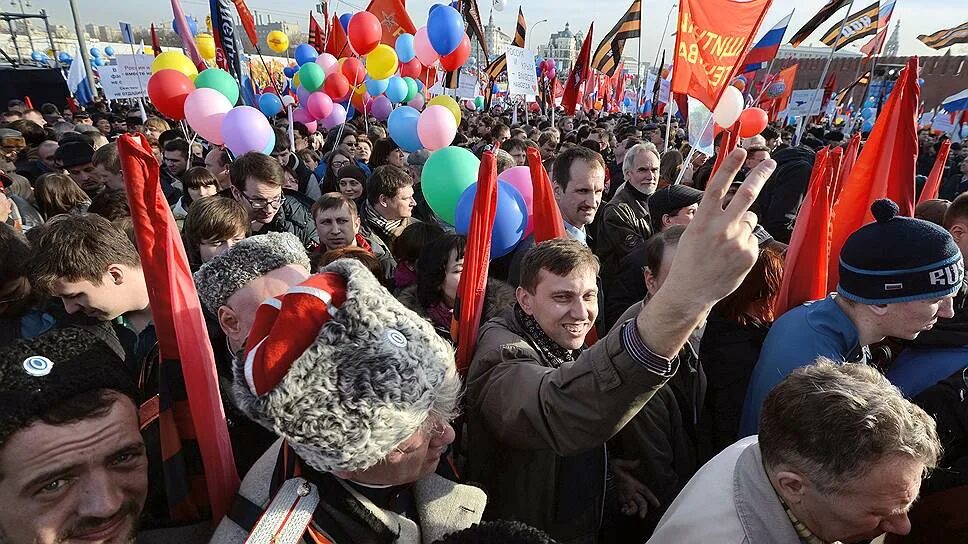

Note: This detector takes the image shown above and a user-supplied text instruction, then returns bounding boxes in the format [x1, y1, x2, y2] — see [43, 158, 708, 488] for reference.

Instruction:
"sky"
[26, 0, 968, 60]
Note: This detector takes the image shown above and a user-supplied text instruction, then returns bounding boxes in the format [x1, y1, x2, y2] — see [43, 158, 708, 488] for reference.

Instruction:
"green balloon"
[403, 77, 418, 103]
[194, 68, 240, 105]
[299, 62, 326, 92]
[421, 146, 480, 225]
[474, 96, 484, 109]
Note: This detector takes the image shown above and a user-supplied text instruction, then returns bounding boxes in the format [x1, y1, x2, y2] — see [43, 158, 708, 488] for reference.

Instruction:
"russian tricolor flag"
[740, 11, 794, 74]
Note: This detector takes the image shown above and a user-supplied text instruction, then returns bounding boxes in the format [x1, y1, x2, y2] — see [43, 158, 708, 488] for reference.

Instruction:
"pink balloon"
[303, 120, 318, 134]
[315, 53, 339, 76]
[306, 92, 334, 120]
[546, 68, 556, 80]
[416, 104, 456, 151]
[370, 95, 392, 120]
[321, 103, 347, 129]
[184, 88, 232, 145]
[407, 93, 425, 110]
[498, 165, 533, 214]
[292, 107, 314, 125]
[414, 27, 439, 66]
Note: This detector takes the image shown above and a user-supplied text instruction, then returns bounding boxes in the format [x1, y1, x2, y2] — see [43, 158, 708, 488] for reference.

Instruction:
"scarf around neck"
[514, 304, 583, 368]
[362, 201, 406, 241]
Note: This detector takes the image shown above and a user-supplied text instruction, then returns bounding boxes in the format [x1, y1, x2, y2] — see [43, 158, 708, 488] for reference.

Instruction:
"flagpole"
[797, 0, 856, 142]
[675, 115, 713, 185]
[635, 2, 645, 126]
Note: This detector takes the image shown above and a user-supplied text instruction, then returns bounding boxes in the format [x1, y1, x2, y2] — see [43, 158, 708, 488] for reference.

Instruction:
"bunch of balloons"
[710, 86, 769, 137]
[536, 57, 556, 80]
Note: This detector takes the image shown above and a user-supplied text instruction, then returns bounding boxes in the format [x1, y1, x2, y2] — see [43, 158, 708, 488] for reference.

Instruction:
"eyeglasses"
[331, 159, 350, 169]
[237, 190, 283, 210]
[392, 415, 449, 456]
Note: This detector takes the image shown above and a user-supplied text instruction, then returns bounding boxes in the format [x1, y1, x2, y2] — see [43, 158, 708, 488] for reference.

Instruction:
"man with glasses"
[228, 151, 318, 250]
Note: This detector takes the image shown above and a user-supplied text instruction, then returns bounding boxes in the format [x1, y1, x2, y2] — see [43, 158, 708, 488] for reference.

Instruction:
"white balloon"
[493, 0, 506, 11]
[281, 95, 296, 107]
[712, 86, 744, 127]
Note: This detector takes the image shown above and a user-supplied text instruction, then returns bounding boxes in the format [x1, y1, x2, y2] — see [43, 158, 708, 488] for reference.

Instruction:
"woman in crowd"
[658, 150, 684, 189]
[336, 163, 368, 211]
[390, 222, 445, 291]
[318, 145, 357, 194]
[356, 134, 373, 164]
[369, 138, 408, 169]
[182, 195, 250, 271]
[32, 173, 90, 220]
[172, 167, 220, 222]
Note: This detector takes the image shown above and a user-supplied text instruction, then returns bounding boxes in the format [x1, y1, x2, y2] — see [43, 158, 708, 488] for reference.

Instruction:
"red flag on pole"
[151, 23, 163, 56]
[861, 27, 888, 58]
[761, 64, 798, 121]
[232, 0, 259, 46]
[562, 23, 594, 116]
[451, 151, 498, 376]
[827, 56, 920, 290]
[309, 13, 325, 53]
[670, 0, 773, 112]
[325, 14, 350, 57]
[836, 132, 861, 201]
[116, 134, 239, 521]
[711, 121, 742, 178]
[365, 0, 417, 46]
[918, 139, 952, 204]
[528, 147, 567, 242]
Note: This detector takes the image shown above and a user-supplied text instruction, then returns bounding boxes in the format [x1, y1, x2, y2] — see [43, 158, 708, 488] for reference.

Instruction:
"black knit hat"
[0, 326, 139, 444]
[838, 199, 963, 305]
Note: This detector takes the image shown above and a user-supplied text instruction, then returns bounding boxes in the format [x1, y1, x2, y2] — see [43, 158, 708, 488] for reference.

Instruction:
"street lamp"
[529, 19, 548, 50]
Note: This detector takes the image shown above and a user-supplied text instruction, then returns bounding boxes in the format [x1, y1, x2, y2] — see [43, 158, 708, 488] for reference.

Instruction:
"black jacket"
[752, 145, 816, 244]
[597, 183, 652, 291]
[285, 153, 315, 197]
[159, 167, 184, 206]
[603, 245, 647, 331]
[219, 188, 319, 250]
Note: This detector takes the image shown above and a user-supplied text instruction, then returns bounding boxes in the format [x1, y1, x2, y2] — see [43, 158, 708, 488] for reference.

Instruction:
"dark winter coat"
[752, 145, 816, 244]
[396, 279, 516, 342]
[597, 183, 652, 291]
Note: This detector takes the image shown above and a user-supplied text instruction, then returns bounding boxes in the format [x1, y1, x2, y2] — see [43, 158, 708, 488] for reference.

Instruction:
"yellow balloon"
[365, 44, 399, 81]
[267, 30, 289, 54]
[292, 72, 301, 88]
[151, 51, 198, 78]
[196, 33, 216, 61]
[427, 95, 461, 126]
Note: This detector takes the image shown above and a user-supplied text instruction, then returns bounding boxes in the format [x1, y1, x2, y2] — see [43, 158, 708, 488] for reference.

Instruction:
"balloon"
[713, 86, 744, 127]
[388, 106, 423, 152]
[347, 11, 382, 55]
[341, 57, 367, 85]
[194, 68, 240, 105]
[351, 89, 371, 112]
[422, 146, 481, 225]
[292, 107, 315, 125]
[474, 96, 484, 110]
[184, 88, 232, 145]
[323, 73, 351, 100]
[414, 27, 439, 66]
[498, 166, 533, 216]
[294, 43, 318, 66]
[493, 0, 507, 11]
[365, 76, 389, 96]
[339, 13, 353, 31]
[455, 181, 527, 258]
[104, 46, 115, 57]
[861, 119, 874, 132]
[58, 52, 72, 63]
[321, 103, 347, 129]
[737, 107, 768, 138]
[281, 95, 296, 107]
[283, 66, 296, 78]
[173, 16, 198, 37]
[417, 80, 425, 91]
[267, 30, 289, 53]
[147, 69, 195, 120]
[766, 81, 786, 98]
[31, 51, 43, 62]
[427, 5, 464, 56]
[861, 107, 876, 119]
[396, 33, 416, 63]
[366, 44, 399, 80]
[303, 120, 318, 134]
[222, 106, 273, 156]
[370, 95, 393, 120]
[399, 57, 423, 78]
[732, 78, 746, 91]
[90, 47, 101, 58]
[402, 77, 418, 103]
[546, 67, 556, 80]
[151, 51, 198, 78]
[306, 92, 334, 120]
[195, 34, 216, 61]
[385, 76, 409, 103]
[407, 93, 425, 110]
[427, 95, 461, 126]
[440, 34, 471, 71]
[294, 84, 311, 106]
[299, 62, 326, 92]
[258, 92, 283, 117]
[315, 53, 339, 75]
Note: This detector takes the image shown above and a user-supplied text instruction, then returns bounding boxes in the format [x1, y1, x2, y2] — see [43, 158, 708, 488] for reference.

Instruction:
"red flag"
[232, 0, 258, 46]
[827, 56, 920, 290]
[528, 147, 567, 242]
[365, 0, 417, 46]
[835, 132, 861, 200]
[776, 146, 834, 314]
[671, 0, 773, 112]
[918, 139, 952, 204]
[562, 23, 594, 116]
[761, 64, 798, 121]
[115, 134, 239, 521]
[861, 27, 888, 58]
[451, 152, 498, 376]
[309, 13, 324, 53]
[151, 23, 162, 56]
[325, 14, 349, 57]
[711, 121, 742, 177]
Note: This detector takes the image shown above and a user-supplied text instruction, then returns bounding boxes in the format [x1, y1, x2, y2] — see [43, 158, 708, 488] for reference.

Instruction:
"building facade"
[470, 10, 512, 65]
[536, 22, 582, 73]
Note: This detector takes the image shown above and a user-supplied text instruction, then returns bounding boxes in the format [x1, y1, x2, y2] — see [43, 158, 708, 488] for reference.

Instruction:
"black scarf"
[514, 304, 583, 368]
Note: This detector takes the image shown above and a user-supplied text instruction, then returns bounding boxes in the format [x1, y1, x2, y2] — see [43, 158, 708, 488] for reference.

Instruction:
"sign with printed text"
[505, 45, 539, 96]
[785, 89, 824, 118]
[658, 78, 671, 103]
[456, 70, 479, 99]
[100, 54, 152, 99]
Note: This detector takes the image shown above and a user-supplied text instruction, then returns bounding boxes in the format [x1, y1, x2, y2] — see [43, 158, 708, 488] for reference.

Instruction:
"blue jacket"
[739, 295, 865, 437]
[887, 346, 968, 398]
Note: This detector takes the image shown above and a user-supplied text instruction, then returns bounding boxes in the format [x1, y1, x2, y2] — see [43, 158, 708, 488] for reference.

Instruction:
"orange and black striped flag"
[460, 0, 489, 60]
[484, 7, 526, 80]
[789, 0, 852, 47]
[820, 1, 880, 50]
[918, 21, 968, 50]
[835, 70, 871, 106]
[591, 0, 642, 77]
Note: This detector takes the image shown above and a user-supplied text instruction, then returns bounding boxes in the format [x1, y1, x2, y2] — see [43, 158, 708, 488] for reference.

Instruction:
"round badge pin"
[23, 356, 54, 377]
[385, 329, 408, 348]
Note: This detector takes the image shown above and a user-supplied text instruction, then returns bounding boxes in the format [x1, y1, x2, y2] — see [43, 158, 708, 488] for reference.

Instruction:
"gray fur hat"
[193, 232, 311, 314]
[234, 258, 459, 473]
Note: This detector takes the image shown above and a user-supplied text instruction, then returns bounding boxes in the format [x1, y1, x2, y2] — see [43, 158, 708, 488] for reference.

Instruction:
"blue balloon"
[89, 47, 101, 57]
[387, 106, 422, 152]
[416, 80, 425, 91]
[427, 5, 464, 56]
[385, 76, 409, 103]
[92, 57, 104, 66]
[58, 52, 72, 63]
[31, 51, 43, 62]
[455, 181, 527, 258]
[294, 44, 318, 66]
[339, 13, 353, 31]
[259, 93, 283, 117]
[241, 76, 258, 106]
[283, 66, 296, 78]
[365, 76, 389, 96]
[104, 46, 115, 57]
[395, 33, 416, 63]
[491, 82, 499, 94]
[172, 16, 198, 37]
[861, 107, 876, 119]
[346, 104, 356, 121]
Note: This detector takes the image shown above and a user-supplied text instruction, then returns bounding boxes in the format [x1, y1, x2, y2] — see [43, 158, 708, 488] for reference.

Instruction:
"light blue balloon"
[92, 57, 104, 66]
[104, 46, 115, 57]
[862, 120, 874, 132]
[395, 33, 416, 63]
[258, 93, 283, 117]
[385, 76, 408, 103]
[861, 107, 876, 119]
[89, 47, 101, 57]
[31, 51, 43, 62]
[261, 130, 276, 155]
[365, 76, 389, 96]
[387, 106, 422, 152]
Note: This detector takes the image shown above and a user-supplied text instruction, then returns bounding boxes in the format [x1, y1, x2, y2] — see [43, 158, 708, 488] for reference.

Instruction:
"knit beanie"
[233, 258, 459, 473]
[838, 199, 963, 305]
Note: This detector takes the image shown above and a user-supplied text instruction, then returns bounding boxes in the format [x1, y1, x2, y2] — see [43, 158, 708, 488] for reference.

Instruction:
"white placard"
[505, 46, 538, 96]
[785, 89, 824, 118]
[101, 54, 153, 99]
[456, 69, 478, 99]
[919, 112, 936, 128]
[931, 111, 959, 134]
[658, 79, 671, 103]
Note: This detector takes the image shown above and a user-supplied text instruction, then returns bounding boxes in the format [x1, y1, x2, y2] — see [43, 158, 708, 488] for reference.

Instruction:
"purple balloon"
[222, 106, 274, 156]
[296, 85, 312, 106]
[407, 93, 425, 110]
[321, 103, 347, 129]
[370, 95, 393, 120]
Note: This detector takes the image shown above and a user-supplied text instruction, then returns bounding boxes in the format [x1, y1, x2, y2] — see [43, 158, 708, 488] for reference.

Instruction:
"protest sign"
[100, 54, 152, 99]
[786, 89, 824, 118]
[505, 46, 539, 96]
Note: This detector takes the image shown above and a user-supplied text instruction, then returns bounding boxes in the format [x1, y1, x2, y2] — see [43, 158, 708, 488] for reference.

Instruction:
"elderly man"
[650, 360, 940, 543]
[211, 258, 484, 543]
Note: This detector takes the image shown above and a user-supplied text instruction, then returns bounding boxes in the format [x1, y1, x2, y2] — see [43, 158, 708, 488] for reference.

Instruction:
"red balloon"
[439, 34, 471, 71]
[347, 12, 382, 55]
[399, 58, 423, 78]
[738, 107, 769, 138]
[147, 69, 195, 120]
[341, 57, 367, 85]
[324, 73, 351, 101]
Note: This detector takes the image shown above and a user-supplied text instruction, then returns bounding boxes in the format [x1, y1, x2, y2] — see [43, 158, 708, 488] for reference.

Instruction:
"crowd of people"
[1, 93, 968, 544]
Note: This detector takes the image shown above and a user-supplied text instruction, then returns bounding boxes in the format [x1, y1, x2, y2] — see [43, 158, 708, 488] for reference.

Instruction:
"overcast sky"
[26, 0, 968, 59]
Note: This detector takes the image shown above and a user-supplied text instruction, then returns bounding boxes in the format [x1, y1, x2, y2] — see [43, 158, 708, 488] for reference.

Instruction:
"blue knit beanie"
[838, 199, 963, 305]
